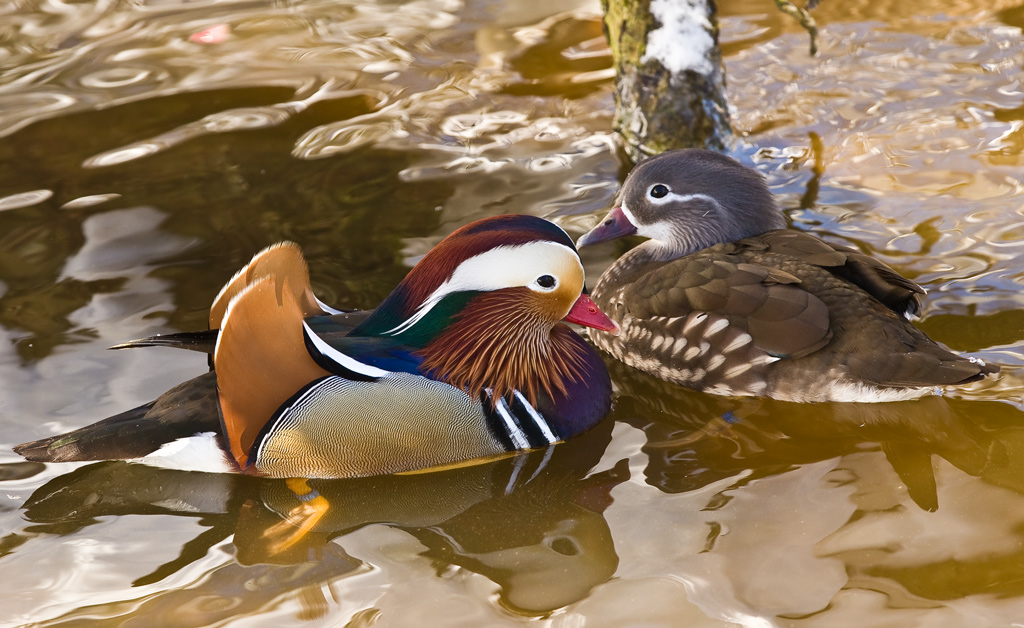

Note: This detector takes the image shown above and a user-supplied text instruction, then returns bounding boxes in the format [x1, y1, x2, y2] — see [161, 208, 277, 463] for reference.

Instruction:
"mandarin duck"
[15, 215, 618, 478]
[576, 149, 998, 402]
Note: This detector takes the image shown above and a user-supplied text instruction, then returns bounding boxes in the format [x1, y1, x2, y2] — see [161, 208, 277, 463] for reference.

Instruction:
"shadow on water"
[600, 362, 1024, 609]
[9, 354, 1024, 622]
[4, 420, 624, 623]
[608, 361, 1024, 513]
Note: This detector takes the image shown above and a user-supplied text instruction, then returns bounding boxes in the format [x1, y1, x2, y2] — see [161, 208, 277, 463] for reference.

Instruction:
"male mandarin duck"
[16, 215, 618, 478]
[576, 149, 999, 403]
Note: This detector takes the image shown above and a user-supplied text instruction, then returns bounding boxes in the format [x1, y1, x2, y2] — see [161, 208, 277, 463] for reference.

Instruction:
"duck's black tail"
[108, 329, 220, 354]
[14, 372, 221, 462]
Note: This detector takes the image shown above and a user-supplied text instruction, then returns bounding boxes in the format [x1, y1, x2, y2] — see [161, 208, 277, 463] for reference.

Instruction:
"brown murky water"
[1, 0, 1023, 626]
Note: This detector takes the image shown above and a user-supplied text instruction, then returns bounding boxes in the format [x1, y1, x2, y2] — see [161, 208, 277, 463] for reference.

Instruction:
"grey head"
[578, 149, 785, 259]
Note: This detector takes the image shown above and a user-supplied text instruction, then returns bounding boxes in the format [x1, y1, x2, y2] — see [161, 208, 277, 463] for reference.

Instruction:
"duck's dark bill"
[576, 207, 637, 247]
[564, 294, 620, 334]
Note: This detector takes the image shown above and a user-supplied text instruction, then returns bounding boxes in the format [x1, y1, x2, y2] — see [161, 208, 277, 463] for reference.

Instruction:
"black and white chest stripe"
[482, 389, 559, 451]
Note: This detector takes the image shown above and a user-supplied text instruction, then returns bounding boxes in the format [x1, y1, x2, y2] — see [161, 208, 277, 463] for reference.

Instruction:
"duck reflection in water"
[608, 361, 1022, 513]
[15, 420, 626, 622]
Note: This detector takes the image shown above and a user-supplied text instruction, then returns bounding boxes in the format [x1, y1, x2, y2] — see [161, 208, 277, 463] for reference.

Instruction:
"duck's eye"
[535, 274, 557, 290]
[649, 184, 670, 199]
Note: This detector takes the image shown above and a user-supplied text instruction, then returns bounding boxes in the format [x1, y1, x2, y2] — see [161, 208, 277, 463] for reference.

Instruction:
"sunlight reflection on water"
[0, 0, 1023, 626]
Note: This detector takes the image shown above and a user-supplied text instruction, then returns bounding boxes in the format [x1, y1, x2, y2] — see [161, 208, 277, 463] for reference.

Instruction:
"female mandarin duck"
[576, 149, 998, 403]
[16, 215, 618, 478]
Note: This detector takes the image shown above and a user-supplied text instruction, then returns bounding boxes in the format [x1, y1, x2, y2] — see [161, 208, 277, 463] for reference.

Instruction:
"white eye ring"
[530, 274, 558, 292]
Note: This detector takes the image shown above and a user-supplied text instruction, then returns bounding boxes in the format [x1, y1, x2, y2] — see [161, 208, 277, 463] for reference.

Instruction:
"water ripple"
[78, 66, 156, 89]
[83, 142, 164, 168]
[60, 194, 122, 210]
[83, 81, 359, 168]
[293, 118, 409, 160]
[0, 189, 53, 211]
[441, 111, 530, 140]
[0, 92, 78, 137]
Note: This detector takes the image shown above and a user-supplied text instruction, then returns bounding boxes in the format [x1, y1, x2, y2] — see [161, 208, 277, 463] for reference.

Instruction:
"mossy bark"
[601, 0, 731, 162]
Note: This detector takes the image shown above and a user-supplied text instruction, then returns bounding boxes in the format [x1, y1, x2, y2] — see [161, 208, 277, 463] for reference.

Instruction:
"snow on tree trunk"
[601, 0, 731, 162]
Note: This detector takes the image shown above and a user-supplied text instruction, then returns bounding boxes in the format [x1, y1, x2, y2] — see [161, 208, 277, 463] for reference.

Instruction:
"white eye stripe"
[384, 241, 582, 335]
[648, 190, 721, 207]
[439, 241, 580, 296]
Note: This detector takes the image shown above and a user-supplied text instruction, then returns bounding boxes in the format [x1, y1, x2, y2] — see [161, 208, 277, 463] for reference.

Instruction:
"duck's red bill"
[564, 293, 620, 335]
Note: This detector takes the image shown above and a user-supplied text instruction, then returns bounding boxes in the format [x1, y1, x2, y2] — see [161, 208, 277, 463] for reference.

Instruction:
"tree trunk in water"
[601, 0, 731, 162]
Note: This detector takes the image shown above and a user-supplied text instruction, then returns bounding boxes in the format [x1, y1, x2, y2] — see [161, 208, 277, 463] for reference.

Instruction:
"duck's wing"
[587, 246, 832, 397]
[614, 229, 927, 361]
[752, 230, 925, 317]
[612, 246, 833, 360]
[600, 233, 995, 396]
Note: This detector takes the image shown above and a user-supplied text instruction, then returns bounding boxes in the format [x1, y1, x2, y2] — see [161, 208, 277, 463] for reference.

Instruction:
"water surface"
[1, 0, 1023, 626]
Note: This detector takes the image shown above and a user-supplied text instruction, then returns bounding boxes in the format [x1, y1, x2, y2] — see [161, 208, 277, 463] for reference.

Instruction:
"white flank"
[822, 382, 935, 403]
[723, 332, 753, 353]
[683, 312, 708, 334]
[133, 432, 235, 473]
[705, 318, 729, 335]
[642, 0, 716, 76]
[724, 362, 753, 379]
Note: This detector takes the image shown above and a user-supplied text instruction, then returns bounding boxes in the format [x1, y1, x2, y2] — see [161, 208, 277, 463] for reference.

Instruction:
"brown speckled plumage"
[578, 149, 998, 402]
